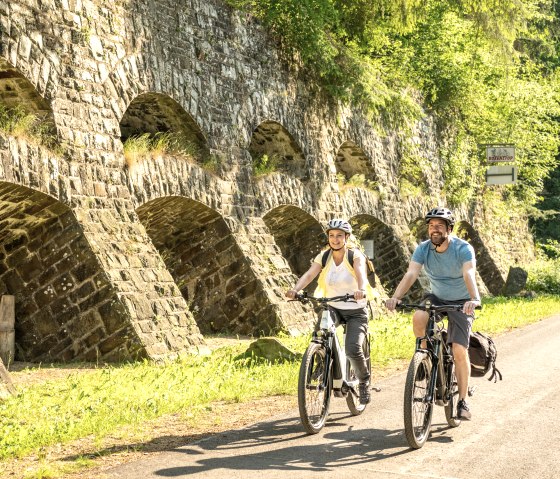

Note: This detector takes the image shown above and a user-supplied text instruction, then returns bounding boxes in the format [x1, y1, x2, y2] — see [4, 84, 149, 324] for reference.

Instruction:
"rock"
[242, 337, 300, 362]
[502, 266, 528, 296]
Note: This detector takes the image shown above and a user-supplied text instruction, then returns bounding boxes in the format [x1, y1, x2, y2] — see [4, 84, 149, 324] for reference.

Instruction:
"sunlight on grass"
[1, 295, 559, 462]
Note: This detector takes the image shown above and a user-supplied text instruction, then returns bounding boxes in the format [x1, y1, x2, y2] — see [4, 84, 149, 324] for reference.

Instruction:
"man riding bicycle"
[385, 207, 481, 420]
[286, 219, 374, 404]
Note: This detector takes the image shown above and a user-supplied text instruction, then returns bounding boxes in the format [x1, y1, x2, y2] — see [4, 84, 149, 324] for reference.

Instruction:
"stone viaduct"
[0, 0, 534, 362]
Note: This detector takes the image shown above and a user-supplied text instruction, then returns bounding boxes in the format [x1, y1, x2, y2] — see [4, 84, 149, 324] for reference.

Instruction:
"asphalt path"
[106, 314, 560, 479]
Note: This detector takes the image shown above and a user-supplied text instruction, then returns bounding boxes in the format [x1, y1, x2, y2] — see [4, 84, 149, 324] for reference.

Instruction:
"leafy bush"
[526, 258, 560, 294]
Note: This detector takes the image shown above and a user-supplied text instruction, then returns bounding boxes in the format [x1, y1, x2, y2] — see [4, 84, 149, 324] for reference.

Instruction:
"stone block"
[502, 266, 528, 296]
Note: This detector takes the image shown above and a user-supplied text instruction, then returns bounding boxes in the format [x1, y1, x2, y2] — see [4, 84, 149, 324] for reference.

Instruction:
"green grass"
[1, 295, 559, 462]
[123, 132, 201, 168]
[0, 104, 60, 152]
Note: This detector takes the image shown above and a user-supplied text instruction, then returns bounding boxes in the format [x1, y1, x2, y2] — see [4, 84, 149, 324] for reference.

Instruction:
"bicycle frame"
[314, 305, 359, 397]
[416, 309, 453, 406]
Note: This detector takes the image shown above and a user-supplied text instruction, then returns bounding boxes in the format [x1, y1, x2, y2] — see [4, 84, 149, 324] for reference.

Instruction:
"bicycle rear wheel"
[403, 351, 433, 449]
[444, 361, 461, 427]
[298, 342, 332, 434]
[346, 333, 371, 415]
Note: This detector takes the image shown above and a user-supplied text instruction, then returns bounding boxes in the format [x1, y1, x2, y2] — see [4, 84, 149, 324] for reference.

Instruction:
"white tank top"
[324, 258, 367, 310]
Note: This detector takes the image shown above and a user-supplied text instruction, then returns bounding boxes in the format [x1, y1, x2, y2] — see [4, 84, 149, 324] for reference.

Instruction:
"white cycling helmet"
[326, 218, 352, 234]
[425, 207, 455, 228]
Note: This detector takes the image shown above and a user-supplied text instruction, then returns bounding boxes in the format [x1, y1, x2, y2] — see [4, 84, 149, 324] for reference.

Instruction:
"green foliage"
[122, 132, 201, 168]
[526, 257, 560, 293]
[0, 104, 60, 153]
[226, 0, 560, 210]
[252, 153, 279, 176]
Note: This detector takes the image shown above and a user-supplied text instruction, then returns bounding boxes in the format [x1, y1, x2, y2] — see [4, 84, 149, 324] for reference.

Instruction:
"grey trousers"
[328, 306, 370, 383]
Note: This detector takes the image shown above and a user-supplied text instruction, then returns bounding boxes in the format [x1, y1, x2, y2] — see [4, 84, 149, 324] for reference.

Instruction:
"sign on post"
[486, 165, 517, 185]
[484, 144, 517, 185]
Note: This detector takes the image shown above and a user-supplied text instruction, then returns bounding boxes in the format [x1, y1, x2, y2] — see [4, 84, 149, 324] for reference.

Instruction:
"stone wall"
[0, 0, 535, 362]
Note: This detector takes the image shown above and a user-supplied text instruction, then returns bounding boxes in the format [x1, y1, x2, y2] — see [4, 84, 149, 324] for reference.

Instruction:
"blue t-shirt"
[411, 236, 475, 301]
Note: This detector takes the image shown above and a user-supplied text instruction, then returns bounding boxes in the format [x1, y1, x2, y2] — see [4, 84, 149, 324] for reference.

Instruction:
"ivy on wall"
[226, 0, 560, 212]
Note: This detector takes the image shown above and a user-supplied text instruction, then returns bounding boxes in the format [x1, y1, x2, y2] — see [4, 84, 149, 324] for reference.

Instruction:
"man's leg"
[413, 310, 429, 347]
[452, 342, 470, 400]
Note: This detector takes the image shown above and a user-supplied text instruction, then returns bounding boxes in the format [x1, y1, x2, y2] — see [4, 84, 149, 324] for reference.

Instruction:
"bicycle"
[397, 300, 478, 449]
[292, 293, 372, 434]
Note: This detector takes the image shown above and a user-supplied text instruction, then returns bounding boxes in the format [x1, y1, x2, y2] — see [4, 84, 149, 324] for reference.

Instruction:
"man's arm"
[462, 260, 481, 315]
[385, 261, 422, 310]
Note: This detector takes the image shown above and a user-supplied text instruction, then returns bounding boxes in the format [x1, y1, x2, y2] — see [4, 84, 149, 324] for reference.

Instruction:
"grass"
[1, 295, 559, 464]
[0, 104, 60, 153]
[253, 153, 280, 176]
[122, 132, 207, 169]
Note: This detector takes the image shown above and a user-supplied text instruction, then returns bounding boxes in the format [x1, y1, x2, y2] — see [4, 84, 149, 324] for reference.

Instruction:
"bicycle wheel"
[346, 334, 371, 415]
[298, 342, 332, 434]
[444, 361, 461, 427]
[403, 351, 433, 449]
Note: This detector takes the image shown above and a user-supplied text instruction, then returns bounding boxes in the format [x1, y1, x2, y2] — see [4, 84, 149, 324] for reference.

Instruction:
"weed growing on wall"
[0, 104, 60, 153]
[123, 132, 200, 168]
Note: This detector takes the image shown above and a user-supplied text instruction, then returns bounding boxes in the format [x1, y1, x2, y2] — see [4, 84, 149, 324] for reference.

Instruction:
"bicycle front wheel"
[346, 333, 371, 415]
[444, 361, 461, 427]
[298, 342, 332, 434]
[403, 351, 433, 449]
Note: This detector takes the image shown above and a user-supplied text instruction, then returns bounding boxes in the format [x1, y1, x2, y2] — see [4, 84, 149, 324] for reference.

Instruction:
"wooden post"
[0, 295, 15, 366]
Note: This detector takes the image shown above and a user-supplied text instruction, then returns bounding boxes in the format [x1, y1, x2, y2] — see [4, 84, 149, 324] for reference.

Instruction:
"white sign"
[486, 165, 517, 185]
[361, 239, 374, 259]
[486, 145, 515, 163]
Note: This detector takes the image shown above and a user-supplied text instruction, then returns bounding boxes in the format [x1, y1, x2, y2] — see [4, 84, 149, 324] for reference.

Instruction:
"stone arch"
[263, 206, 325, 280]
[335, 140, 378, 186]
[249, 120, 307, 180]
[137, 196, 271, 335]
[0, 182, 138, 362]
[350, 214, 416, 296]
[0, 58, 57, 139]
[120, 92, 210, 164]
[455, 221, 505, 295]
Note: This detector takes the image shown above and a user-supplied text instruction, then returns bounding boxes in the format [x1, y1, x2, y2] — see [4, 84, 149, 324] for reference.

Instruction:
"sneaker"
[358, 382, 371, 405]
[457, 399, 472, 420]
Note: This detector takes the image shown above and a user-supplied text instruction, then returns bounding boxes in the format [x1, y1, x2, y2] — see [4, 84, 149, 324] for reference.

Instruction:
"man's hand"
[385, 297, 401, 311]
[463, 299, 480, 315]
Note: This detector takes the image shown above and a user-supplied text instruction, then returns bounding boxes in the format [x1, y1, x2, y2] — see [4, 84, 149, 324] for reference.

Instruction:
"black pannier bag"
[469, 331, 503, 382]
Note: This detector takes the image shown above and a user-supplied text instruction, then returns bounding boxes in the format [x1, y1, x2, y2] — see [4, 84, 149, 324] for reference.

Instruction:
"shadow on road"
[149, 412, 411, 477]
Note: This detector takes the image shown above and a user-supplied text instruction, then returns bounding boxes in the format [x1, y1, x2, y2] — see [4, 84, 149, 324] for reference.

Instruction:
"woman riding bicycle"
[385, 207, 481, 420]
[286, 219, 375, 404]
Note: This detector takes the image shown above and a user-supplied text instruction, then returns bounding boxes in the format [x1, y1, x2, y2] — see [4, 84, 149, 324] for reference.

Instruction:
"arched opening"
[249, 121, 307, 180]
[0, 183, 132, 362]
[335, 140, 378, 191]
[120, 93, 210, 167]
[351, 214, 417, 297]
[263, 206, 324, 286]
[137, 197, 270, 335]
[0, 58, 57, 148]
[455, 221, 505, 295]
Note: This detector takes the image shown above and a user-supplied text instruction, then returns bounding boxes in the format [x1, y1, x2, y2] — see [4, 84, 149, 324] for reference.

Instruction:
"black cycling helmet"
[326, 218, 352, 234]
[425, 207, 455, 229]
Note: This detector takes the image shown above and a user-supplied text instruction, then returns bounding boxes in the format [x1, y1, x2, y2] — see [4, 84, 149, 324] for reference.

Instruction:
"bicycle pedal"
[468, 386, 476, 397]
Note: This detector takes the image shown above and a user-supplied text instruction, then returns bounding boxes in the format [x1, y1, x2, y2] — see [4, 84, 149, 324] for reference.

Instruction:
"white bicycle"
[292, 293, 372, 434]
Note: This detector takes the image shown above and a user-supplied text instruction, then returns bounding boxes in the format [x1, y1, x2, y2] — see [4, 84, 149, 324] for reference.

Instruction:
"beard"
[430, 233, 446, 247]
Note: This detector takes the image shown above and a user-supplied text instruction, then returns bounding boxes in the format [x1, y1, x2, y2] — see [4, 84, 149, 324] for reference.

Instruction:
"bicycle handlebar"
[396, 302, 482, 313]
[292, 292, 356, 304]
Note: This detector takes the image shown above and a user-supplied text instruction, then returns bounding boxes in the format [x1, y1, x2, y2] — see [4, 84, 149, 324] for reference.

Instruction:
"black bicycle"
[397, 300, 476, 449]
[292, 293, 372, 434]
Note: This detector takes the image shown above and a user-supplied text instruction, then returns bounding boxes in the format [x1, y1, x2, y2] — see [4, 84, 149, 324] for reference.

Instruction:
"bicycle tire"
[444, 361, 461, 427]
[403, 351, 433, 449]
[346, 334, 371, 415]
[298, 342, 332, 434]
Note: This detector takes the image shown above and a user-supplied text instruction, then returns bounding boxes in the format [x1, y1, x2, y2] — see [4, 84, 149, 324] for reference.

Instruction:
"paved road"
[106, 315, 560, 479]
